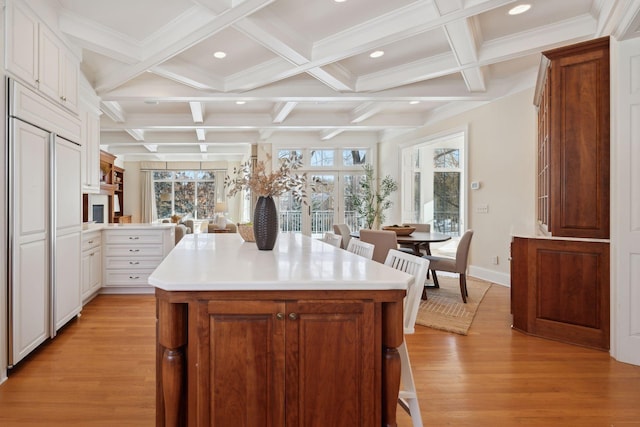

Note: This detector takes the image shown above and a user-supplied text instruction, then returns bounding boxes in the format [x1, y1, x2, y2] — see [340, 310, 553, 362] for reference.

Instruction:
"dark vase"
[253, 196, 279, 250]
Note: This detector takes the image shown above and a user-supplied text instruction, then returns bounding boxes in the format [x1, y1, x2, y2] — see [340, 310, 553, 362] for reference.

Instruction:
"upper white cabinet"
[5, 1, 79, 114]
[80, 105, 101, 193]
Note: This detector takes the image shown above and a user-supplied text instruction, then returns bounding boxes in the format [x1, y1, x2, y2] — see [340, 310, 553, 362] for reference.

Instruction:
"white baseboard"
[468, 265, 510, 287]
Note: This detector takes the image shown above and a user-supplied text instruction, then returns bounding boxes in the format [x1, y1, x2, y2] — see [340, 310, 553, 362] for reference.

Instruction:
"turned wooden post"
[157, 298, 187, 427]
[382, 299, 404, 427]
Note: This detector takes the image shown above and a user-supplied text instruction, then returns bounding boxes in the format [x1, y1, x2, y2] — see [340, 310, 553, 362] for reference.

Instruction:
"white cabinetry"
[5, 1, 79, 113]
[81, 231, 102, 303]
[80, 100, 101, 193]
[102, 227, 174, 294]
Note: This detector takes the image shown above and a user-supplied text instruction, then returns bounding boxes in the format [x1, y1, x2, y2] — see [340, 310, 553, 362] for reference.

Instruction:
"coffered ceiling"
[53, 0, 640, 162]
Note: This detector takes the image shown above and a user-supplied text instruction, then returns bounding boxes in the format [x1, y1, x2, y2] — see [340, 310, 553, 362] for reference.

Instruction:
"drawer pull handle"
[129, 249, 140, 253]
[129, 276, 140, 280]
[288, 313, 298, 320]
[129, 261, 139, 265]
[88, 240, 94, 244]
[129, 236, 140, 240]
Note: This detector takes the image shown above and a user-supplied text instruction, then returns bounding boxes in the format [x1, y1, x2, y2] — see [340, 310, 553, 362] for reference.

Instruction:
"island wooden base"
[155, 288, 405, 426]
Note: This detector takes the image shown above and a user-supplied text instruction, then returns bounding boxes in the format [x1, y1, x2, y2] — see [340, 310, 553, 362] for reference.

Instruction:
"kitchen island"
[149, 232, 413, 426]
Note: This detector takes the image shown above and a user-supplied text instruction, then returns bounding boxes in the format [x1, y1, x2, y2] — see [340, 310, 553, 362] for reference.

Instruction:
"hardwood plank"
[0, 287, 639, 426]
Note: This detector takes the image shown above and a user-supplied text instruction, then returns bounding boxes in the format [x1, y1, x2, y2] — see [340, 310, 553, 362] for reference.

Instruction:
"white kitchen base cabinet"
[81, 230, 102, 303]
[101, 226, 174, 294]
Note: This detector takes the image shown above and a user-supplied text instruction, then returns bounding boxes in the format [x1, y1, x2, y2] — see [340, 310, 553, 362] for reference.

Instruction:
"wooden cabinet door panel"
[547, 38, 610, 238]
[202, 300, 286, 427]
[285, 300, 376, 427]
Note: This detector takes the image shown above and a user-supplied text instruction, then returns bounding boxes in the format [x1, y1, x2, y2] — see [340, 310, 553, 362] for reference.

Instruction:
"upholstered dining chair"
[332, 223, 352, 249]
[359, 229, 398, 264]
[346, 239, 375, 260]
[423, 229, 474, 303]
[384, 249, 430, 427]
[322, 232, 343, 247]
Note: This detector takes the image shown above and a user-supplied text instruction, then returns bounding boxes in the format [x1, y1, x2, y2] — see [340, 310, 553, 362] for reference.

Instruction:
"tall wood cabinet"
[535, 37, 610, 239]
[512, 37, 611, 350]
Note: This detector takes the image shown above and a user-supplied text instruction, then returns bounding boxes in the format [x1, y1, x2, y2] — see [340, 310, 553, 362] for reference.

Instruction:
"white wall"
[379, 88, 538, 285]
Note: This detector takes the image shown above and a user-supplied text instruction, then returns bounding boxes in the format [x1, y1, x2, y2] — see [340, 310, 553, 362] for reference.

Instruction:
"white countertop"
[82, 222, 174, 233]
[148, 233, 413, 292]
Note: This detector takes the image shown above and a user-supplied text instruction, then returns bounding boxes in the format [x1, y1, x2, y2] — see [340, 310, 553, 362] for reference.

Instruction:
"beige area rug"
[415, 275, 492, 335]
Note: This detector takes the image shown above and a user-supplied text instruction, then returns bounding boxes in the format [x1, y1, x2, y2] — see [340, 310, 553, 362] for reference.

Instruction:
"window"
[401, 131, 466, 237]
[273, 147, 371, 237]
[153, 170, 224, 220]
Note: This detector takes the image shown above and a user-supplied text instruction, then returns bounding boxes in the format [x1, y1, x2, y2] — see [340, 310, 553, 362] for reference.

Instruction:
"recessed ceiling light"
[213, 51, 227, 59]
[369, 50, 384, 58]
[236, 101, 246, 105]
[508, 4, 531, 15]
[409, 101, 420, 105]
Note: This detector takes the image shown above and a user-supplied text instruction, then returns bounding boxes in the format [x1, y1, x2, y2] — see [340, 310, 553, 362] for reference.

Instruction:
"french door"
[278, 172, 366, 238]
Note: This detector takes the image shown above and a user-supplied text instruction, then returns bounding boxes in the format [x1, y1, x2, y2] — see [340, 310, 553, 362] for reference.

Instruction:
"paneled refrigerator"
[7, 79, 82, 367]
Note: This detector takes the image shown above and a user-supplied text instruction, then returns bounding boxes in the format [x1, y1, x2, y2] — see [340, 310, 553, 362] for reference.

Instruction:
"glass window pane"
[433, 172, 460, 235]
[278, 191, 302, 233]
[155, 182, 173, 220]
[343, 150, 367, 166]
[434, 149, 459, 168]
[174, 181, 195, 217]
[310, 150, 334, 167]
[197, 181, 216, 219]
[310, 175, 335, 237]
[278, 149, 302, 161]
[197, 170, 216, 180]
[343, 174, 367, 231]
[174, 170, 197, 180]
[154, 171, 173, 180]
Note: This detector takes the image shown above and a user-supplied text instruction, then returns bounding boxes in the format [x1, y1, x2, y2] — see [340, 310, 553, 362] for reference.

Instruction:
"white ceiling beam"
[272, 102, 297, 123]
[433, 0, 464, 16]
[199, 144, 208, 152]
[196, 128, 207, 141]
[151, 60, 225, 91]
[320, 129, 344, 140]
[126, 129, 145, 141]
[350, 102, 383, 123]
[144, 144, 158, 152]
[306, 64, 355, 92]
[100, 100, 126, 123]
[190, 102, 205, 123]
[443, 18, 486, 92]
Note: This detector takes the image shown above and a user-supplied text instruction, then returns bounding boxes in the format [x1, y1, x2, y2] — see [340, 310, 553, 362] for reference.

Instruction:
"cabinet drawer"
[104, 230, 164, 245]
[82, 232, 102, 251]
[104, 245, 164, 257]
[104, 270, 153, 286]
[104, 257, 162, 270]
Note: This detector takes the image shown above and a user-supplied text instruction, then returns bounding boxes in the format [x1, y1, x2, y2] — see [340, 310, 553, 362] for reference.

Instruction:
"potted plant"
[350, 164, 398, 230]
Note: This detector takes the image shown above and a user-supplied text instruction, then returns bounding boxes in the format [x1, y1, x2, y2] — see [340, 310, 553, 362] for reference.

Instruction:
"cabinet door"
[61, 51, 79, 113]
[285, 300, 376, 427]
[38, 25, 62, 104]
[5, 1, 39, 87]
[548, 38, 610, 238]
[199, 300, 286, 426]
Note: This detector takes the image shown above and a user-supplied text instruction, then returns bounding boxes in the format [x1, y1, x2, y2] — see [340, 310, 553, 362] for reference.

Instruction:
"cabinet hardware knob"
[129, 261, 139, 265]
[129, 276, 140, 280]
[276, 312, 285, 320]
[288, 313, 298, 320]
[88, 240, 94, 244]
[90, 253, 94, 256]
[129, 236, 140, 240]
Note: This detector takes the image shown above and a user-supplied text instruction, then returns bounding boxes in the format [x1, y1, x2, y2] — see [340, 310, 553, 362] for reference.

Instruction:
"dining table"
[350, 230, 452, 257]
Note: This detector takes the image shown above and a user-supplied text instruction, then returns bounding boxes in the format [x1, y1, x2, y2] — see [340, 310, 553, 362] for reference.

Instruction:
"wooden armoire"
[511, 37, 610, 350]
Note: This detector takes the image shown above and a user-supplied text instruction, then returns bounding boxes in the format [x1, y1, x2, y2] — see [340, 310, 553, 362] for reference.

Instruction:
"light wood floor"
[1, 285, 639, 426]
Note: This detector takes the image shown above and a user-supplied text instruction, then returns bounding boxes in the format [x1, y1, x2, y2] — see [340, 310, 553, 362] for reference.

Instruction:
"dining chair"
[346, 239, 375, 260]
[384, 249, 430, 427]
[359, 229, 398, 264]
[322, 232, 343, 247]
[423, 229, 474, 303]
[332, 223, 352, 249]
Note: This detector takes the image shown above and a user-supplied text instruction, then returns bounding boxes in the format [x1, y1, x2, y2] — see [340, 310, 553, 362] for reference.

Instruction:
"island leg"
[382, 300, 404, 427]
[157, 298, 187, 427]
